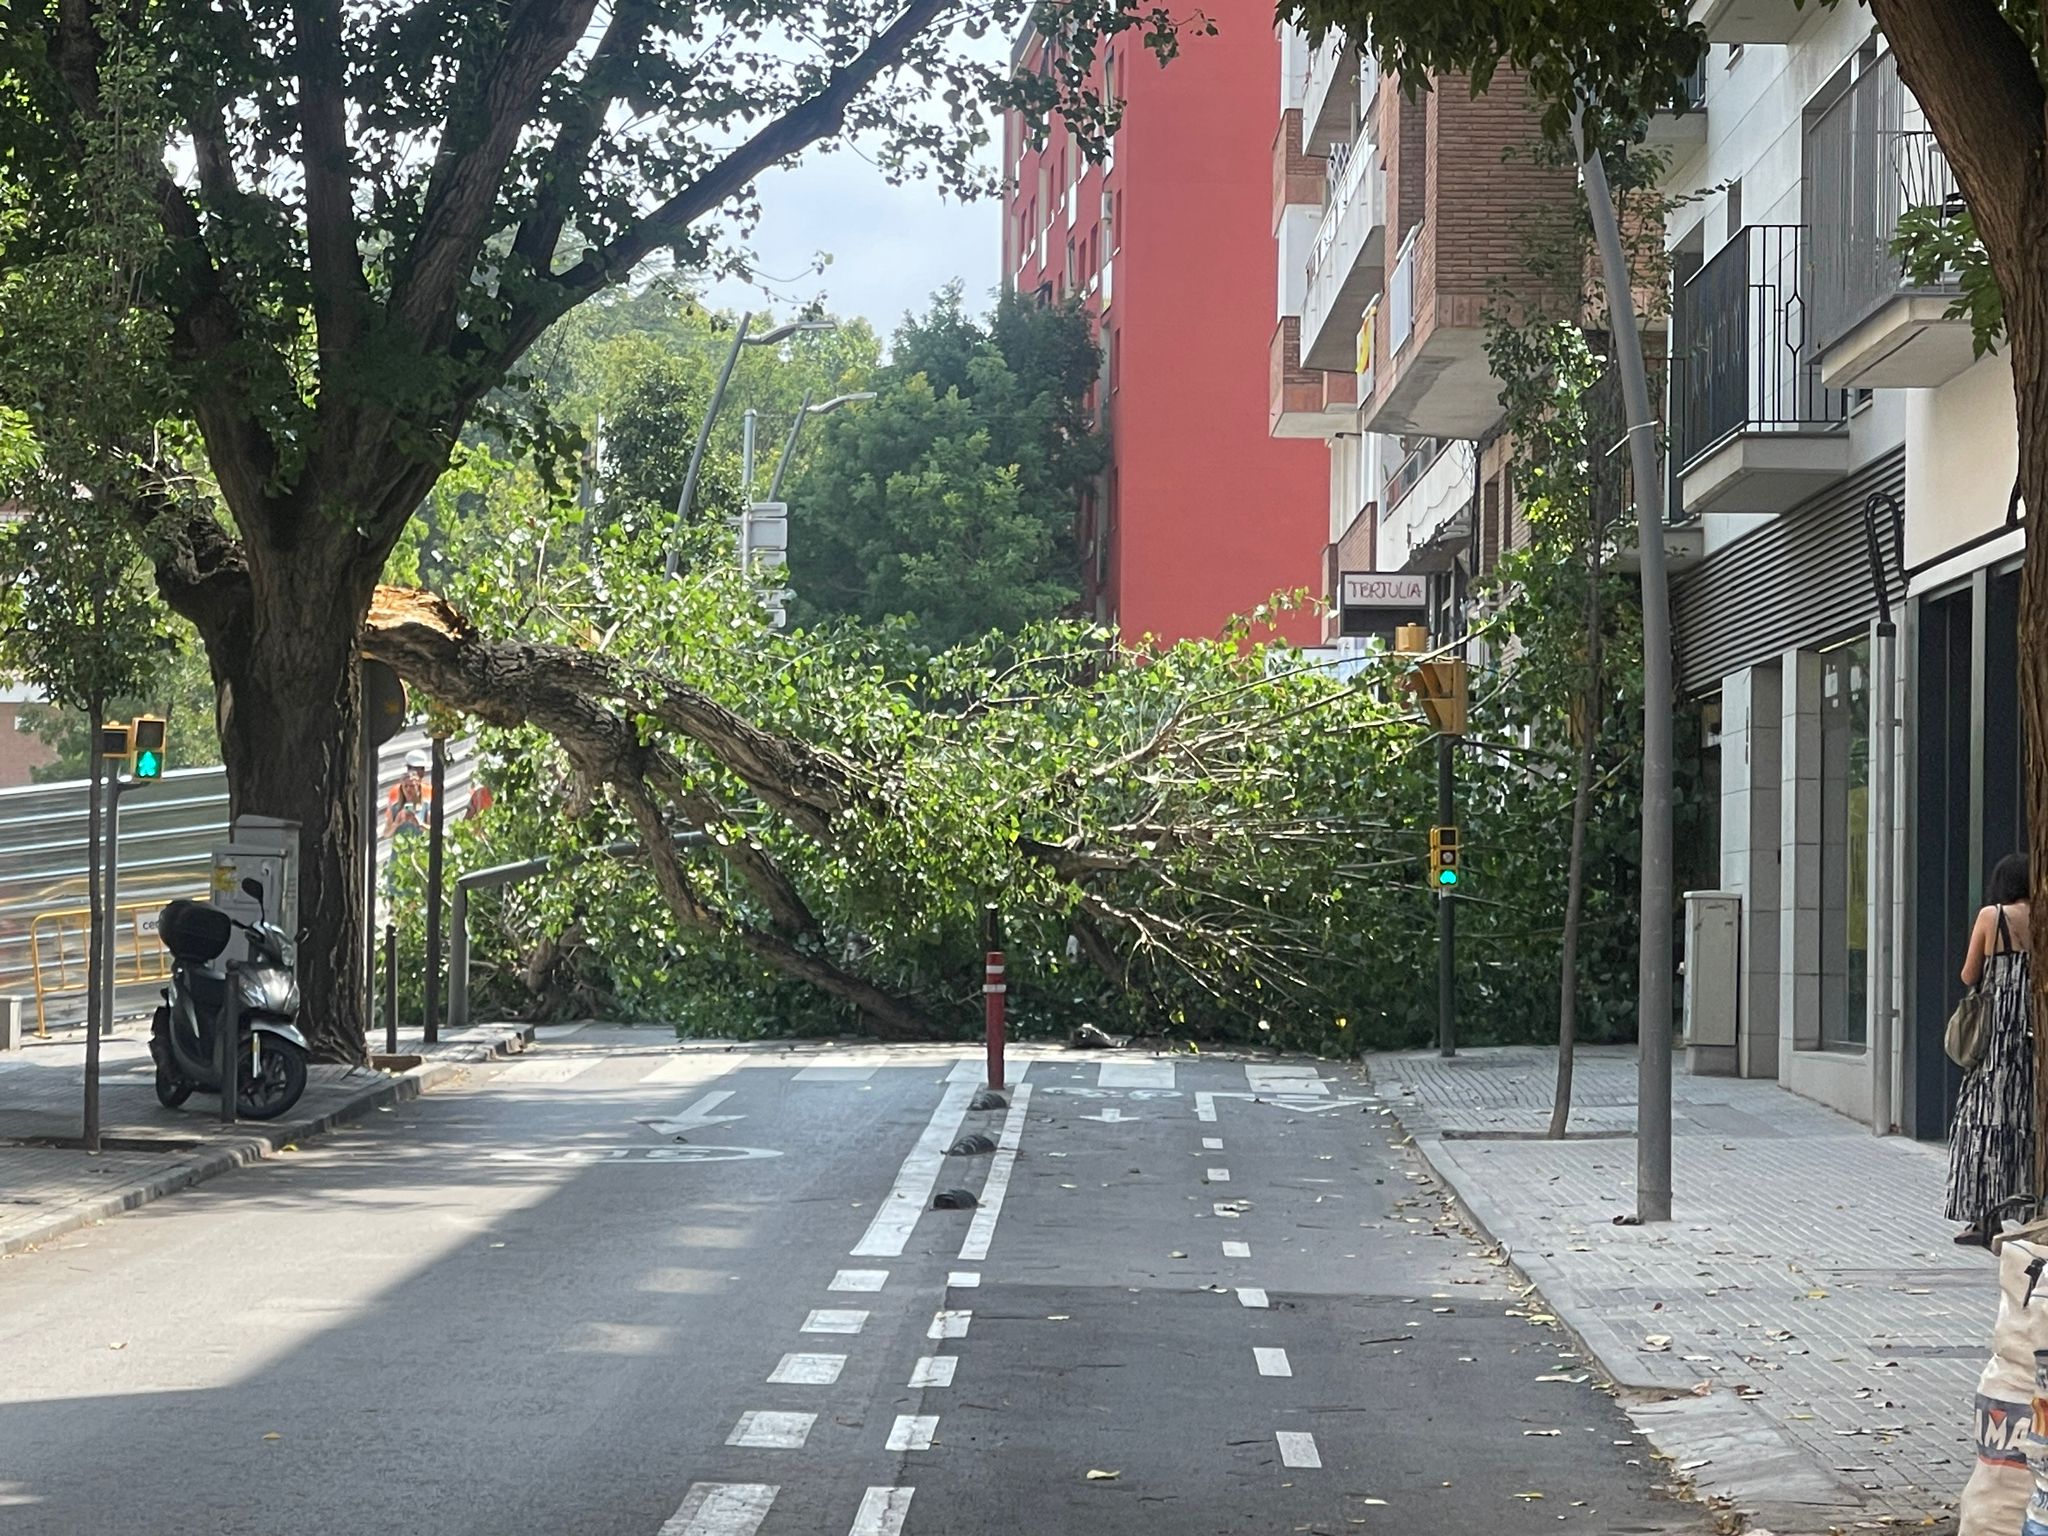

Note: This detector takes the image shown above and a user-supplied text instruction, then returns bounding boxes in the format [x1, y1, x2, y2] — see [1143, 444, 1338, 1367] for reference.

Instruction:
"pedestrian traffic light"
[98, 721, 132, 762]
[1429, 825, 1461, 888]
[131, 715, 166, 780]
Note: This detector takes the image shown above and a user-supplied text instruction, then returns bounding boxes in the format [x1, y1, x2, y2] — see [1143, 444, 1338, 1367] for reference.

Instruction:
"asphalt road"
[0, 1029, 1709, 1535]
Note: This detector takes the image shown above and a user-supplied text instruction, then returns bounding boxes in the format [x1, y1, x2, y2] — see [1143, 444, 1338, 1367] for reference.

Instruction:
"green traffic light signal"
[1437, 866, 1459, 888]
[134, 748, 162, 779]
[131, 716, 166, 780]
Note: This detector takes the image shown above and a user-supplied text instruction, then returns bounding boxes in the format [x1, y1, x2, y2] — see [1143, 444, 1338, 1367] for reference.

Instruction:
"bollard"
[982, 904, 1006, 1090]
[384, 922, 398, 1056]
[217, 963, 238, 1126]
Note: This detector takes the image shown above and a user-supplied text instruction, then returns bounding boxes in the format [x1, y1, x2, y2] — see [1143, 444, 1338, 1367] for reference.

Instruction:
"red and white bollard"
[983, 949, 1007, 1090]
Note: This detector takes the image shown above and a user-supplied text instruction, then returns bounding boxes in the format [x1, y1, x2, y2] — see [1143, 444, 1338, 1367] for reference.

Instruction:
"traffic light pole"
[1437, 733, 1456, 1058]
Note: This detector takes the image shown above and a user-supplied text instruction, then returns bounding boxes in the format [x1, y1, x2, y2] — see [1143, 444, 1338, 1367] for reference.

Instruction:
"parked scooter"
[150, 879, 310, 1120]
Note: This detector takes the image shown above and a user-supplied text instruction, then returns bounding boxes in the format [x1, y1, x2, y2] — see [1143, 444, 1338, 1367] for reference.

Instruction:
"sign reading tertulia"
[1338, 571, 1430, 638]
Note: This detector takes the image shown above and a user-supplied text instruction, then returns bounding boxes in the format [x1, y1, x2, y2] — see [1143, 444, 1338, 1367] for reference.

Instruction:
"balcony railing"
[1386, 227, 1419, 358]
[1807, 51, 1963, 355]
[1302, 30, 1357, 145]
[1670, 56, 1707, 115]
[1674, 223, 1846, 470]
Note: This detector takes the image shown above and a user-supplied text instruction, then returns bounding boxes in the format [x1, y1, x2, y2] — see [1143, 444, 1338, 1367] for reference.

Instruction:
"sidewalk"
[1370, 1045, 1979, 1534]
[0, 1019, 533, 1258]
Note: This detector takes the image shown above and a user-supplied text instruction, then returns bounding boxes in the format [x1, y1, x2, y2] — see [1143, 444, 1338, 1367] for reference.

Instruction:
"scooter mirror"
[241, 877, 265, 902]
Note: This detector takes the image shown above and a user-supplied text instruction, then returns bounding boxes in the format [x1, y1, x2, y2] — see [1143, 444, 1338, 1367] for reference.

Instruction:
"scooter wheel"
[154, 1069, 194, 1109]
[237, 1038, 308, 1121]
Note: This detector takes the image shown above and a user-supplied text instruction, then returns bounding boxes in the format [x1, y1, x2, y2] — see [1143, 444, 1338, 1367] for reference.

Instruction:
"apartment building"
[1003, 6, 1328, 647]
[1663, 2, 2017, 1136]
[1270, 28, 1576, 644]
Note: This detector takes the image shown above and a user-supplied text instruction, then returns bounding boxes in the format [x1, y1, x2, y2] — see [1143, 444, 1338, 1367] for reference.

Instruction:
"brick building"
[1003, 6, 1329, 647]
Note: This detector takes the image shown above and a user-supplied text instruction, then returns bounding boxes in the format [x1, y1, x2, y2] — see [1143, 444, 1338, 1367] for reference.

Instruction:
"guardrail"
[27, 899, 178, 1036]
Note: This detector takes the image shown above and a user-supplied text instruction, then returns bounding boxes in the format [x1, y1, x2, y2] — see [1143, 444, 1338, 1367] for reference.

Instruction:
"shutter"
[1672, 446, 1905, 694]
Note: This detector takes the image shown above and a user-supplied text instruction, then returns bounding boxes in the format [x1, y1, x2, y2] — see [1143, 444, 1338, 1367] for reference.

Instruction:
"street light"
[663, 313, 839, 578]
[767, 390, 878, 501]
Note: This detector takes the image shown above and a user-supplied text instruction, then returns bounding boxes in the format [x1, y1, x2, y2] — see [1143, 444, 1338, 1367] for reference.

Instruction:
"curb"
[0, 1023, 534, 1260]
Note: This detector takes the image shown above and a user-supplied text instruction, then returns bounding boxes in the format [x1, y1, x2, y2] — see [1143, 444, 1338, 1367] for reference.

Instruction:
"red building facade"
[1002, 10, 1329, 647]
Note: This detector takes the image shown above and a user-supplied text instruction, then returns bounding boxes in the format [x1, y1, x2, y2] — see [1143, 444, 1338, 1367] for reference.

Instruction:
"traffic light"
[1414, 658, 1469, 736]
[131, 715, 166, 780]
[98, 721, 132, 763]
[1429, 825, 1461, 888]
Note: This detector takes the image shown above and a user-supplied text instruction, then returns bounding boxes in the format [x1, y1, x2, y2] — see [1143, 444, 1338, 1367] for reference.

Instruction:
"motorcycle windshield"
[238, 965, 301, 1018]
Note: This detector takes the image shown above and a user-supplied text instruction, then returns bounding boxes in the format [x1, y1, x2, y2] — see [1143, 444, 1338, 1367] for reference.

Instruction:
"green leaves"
[1894, 204, 2005, 359]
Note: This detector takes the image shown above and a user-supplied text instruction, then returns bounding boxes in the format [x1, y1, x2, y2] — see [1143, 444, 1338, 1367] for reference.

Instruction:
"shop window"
[1819, 635, 1872, 1050]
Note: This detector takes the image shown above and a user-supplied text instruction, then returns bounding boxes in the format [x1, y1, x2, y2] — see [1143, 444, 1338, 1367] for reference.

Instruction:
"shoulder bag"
[1946, 906, 2013, 1070]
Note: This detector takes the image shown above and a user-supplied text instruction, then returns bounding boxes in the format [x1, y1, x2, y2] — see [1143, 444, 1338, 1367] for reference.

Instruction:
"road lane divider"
[958, 1080, 1033, 1262]
[851, 1080, 978, 1257]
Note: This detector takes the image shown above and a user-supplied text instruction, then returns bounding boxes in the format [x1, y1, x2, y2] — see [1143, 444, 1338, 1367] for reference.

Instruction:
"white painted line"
[959, 1080, 1034, 1262]
[848, 1487, 915, 1536]
[658, 1483, 778, 1536]
[909, 1356, 957, 1387]
[928, 1309, 972, 1339]
[1213, 1202, 1242, 1218]
[1277, 1431, 1321, 1468]
[1098, 1060, 1174, 1088]
[1195, 1093, 1218, 1122]
[1202, 1136, 1224, 1150]
[1237, 1287, 1270, 1309]
[802, 1309, 869, 1335]
[947, 1058, 989, 1083]
[531, 1023, 588, 1040]
[1222, 1240, 1251, 1258]
[851, 1080, 979, 1257]
[1247, 1065, 1328, 1097]
[768, 1352, 845, 1385]
[1207, 1167, 1231, 1182]
[1255, 1347, 1292, 1377]
[643, 1056, 734, 1086]
[886, 1414, 940, 1451]
[727, 1410, 815, 1449]
[830, 1269, 889, 1292]
[493, 1055, 606, 1084]
[795, 1064, 878, 1081]
[947, 1270, 981, 1288]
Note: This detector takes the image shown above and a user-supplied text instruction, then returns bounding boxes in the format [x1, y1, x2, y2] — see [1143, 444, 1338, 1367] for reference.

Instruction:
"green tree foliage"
[787, 289, 1107, 648]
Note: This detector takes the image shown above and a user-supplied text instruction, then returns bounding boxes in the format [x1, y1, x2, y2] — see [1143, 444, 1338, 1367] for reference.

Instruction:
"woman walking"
[1948, 853, 2035, 1247]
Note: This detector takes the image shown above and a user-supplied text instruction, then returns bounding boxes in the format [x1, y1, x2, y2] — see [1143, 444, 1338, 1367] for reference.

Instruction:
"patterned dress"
[1946, 908, 2036, 1226]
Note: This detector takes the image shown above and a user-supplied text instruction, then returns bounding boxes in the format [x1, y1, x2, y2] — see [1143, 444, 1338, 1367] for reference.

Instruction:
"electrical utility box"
[211, 825, 297, 966]
[1682, 890, 1742, 1077]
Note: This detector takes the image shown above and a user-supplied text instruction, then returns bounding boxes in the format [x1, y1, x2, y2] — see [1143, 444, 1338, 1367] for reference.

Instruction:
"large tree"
[0, 0, 1153, 1057]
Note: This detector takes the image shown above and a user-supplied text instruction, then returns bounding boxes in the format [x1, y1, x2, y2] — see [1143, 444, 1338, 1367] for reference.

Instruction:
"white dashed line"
[830, 1269, 889, 1292]
[1246, 1065, 1328, 1097]
[1254, 1347, 1292, 1377]
[1236, 1287, 1270, 1309]
[851, 1080, 979, 1258]
[1277, 1430, 1321, 1467]
[658, 1483, 778, 1535]
[727, 1411, 814, 1449]
[1098, 1061, 1174, 1088]
[1213, 1202, 1243, 1218]
[1202, 1136, 1224, 1150]
[1195, 1093, 1218, 1122]
[959, 1080, 1034, 1262]
[767, 1353, 845, 1385]
[802, 1309, 869, 1334]
[947, 1270, 981, 1288]
[1222, 1240, 1251, 1258]
[886, 1414, 940, 1451]
[1207, 1167, 1231, 1182]
[909, 1356, 957, 1387]
[928, 1309, 972, 1340]
[847, 1487, 915, 1536]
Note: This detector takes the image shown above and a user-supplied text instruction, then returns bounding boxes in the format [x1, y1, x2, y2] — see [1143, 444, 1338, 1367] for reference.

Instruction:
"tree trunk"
[2014, 286, 2048, 1201]
[209, 572, 372, 1064]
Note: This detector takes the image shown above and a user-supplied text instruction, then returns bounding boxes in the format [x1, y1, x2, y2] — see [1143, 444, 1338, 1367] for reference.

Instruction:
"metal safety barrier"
[27, 898, 183, 1036]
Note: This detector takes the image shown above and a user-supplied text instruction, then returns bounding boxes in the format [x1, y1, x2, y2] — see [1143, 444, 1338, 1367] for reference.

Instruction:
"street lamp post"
[767, 390, 879, 502]
[664, 315, 838, 579]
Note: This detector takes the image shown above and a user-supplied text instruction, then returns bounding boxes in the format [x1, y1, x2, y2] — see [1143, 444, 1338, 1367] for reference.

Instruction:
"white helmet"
[404, 750, 429, 771]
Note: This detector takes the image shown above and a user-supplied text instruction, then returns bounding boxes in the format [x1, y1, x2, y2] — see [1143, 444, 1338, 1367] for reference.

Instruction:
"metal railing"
[27, 899, 176, 1036]
[1807, 52, 1962, 355]
[1668, 57, 1707, 116]
[1387, 227, 1419, 357]
[1674, 223, 1847, 470]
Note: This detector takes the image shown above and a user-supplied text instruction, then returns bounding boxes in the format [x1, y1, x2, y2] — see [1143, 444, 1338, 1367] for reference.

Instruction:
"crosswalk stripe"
[848, 1487, 914, 1535]
[658, 1483, 777, 1536]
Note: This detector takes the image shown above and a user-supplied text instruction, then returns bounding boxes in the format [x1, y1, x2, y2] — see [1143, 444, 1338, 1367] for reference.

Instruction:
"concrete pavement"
[0, 1030, 1709, 1535]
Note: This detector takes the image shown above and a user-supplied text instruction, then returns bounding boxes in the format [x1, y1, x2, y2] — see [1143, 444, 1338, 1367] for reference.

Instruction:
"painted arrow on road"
[644, 1089, 746, 1138]
[1080, 1108, 1128, 1123]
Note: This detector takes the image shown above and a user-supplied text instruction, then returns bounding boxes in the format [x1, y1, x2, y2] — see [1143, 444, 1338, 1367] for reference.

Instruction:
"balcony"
[1361, 228, 1502, 438]
[1808, 54, 1974, 389]
[1675, 224, 1849, 516]
[1270, 316, 1358, 439]
[1692, 0, 1806, 45]
[1300, 136, 1387, 370]
[1379, 439, 1474, 572]
[1302, 31, 1360, 152]
[1644, 58, 1707, 154]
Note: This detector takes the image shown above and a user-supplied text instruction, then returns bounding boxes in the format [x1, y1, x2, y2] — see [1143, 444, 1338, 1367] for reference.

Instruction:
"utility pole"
[1574, 105, 1673, 1223]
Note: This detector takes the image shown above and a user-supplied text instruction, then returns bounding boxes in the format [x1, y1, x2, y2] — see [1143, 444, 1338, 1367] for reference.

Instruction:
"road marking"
[486, 1145, 780, 1165]
[947, 1270, 981, 1288]
[1207, 1167, 1231, 1182]
[1213, 1202, 1245, 1218]
[947, 1059, 989, 1083]
[830, 1269, 890, 1292]
[1098, 1061, 1174, 1088]
[1222, 1240, 1251, 1258]
[1255, 1347, 1292, 1377]
[848, 1487, 915, 1536]
[1080, 1108, 1127, 1122]
[1195, 1093, 1218, 1122]
[1237, 1287, 1270, 1309]
[493, 1055, 606, 1085]
[768, 1353, 845, 1384]
[851, 1080, 979, 1257]
[928, 1309, 972, 1339]
[1277, 1431, 1321, 1468]
[643, 1057, 734, 1086]
[795, 1065, 878, 1082]
[727, 1411, 814, 1449]
[959, 1080, 1034, 1262]
[531, 1023, 588, 1040]
[886, 1414, 939, 1451]
[909, 1356, 957, 1387]
[801, 1309, 869, 1334]
[645, 1089, 745, 1137]
[1202, 1136, 1223, 1150]
[1246, 1065, 1328, 1096]
[658, 1483, 777, 1536]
